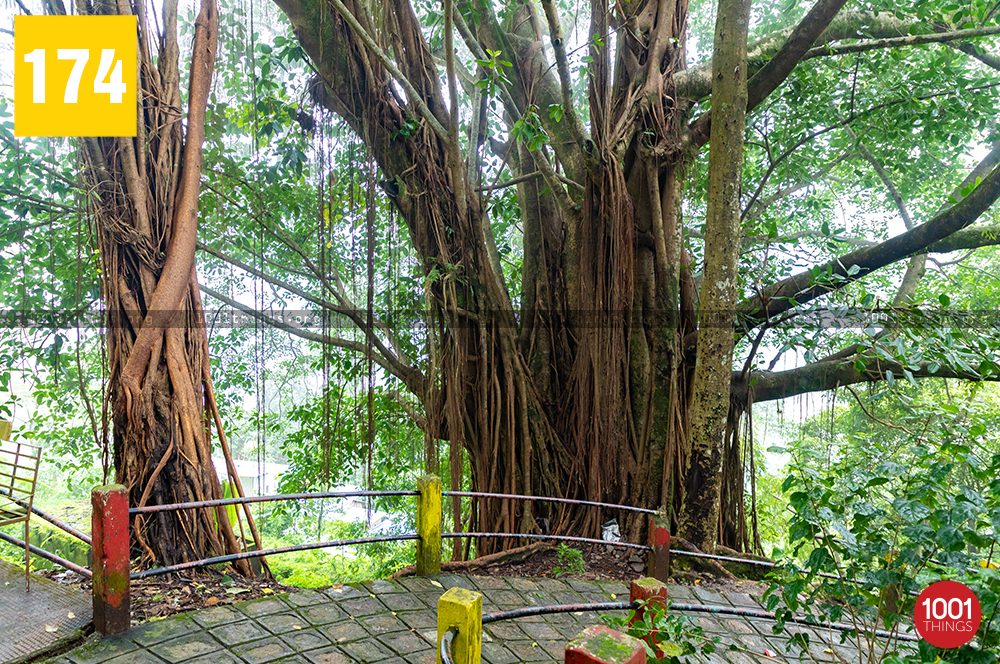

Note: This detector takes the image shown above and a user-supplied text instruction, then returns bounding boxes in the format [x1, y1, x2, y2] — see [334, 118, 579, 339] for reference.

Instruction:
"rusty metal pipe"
[132, 534, 420, 579]
[128, 490, 419, 515]
[442, 531, 653, 551]
[443, 490, 657, 515]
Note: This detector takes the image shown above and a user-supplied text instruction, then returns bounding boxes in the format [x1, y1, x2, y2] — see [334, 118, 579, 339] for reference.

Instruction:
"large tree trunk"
[60, 0, 262, 569]
[270, 0, 1000, 559]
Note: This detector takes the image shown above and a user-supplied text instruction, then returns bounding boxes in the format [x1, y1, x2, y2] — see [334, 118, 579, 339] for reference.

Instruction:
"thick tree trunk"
[71, 0, 261, 569]
[678, 0, 752, 555]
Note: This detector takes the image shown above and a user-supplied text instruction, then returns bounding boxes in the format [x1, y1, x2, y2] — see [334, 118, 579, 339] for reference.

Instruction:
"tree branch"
[802, 25, 1000, 61]
[736, 156, 1000, 332]
[326, 0, 450, 142]
[689, 0, 850, 146]
[200, 285, 424, 392]
[745, 355, 999, 404]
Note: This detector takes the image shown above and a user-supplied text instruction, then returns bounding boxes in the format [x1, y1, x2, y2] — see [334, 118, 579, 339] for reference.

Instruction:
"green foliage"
[603, 598, 726, 662]
[764, 397, 1000, 663]
[551, 543, 585, 577]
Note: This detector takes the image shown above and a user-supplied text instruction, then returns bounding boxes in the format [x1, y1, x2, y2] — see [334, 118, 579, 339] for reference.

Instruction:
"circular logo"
[914, 581, 981, 648]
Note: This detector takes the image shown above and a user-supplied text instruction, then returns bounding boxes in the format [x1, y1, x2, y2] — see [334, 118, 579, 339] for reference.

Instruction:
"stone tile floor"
[35, 574, 920, 664]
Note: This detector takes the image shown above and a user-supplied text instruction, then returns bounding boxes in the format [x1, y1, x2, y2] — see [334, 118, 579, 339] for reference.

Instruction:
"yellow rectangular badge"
[14, 16, 137, 137]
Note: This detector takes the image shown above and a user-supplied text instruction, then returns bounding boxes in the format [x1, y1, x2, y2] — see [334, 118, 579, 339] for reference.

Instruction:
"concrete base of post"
[92, 484, 130, 635]
[437, 587, 482, 664]
[565, 625, 646, 664]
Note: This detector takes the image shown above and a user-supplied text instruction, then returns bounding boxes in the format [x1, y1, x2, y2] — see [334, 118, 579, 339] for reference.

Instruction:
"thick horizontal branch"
[744, 355, 999, 404]
[924, 225, 1000, 253]
[736, 159, 1000, 331]
[803, 24, 1000, 61]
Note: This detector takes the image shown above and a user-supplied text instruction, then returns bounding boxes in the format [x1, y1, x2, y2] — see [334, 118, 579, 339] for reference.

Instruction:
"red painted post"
[646, 508, 670, 582]
[565, 625, 646, 664]
[92, 485, 130, 635]
[629, 578, 670, 659]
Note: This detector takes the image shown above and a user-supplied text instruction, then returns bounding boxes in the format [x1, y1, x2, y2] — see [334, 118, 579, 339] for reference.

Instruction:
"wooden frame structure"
[0, 439, 43, 591]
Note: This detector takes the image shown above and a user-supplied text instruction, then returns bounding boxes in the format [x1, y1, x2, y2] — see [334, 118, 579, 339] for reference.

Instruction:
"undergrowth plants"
[764, 399, 1000, 664]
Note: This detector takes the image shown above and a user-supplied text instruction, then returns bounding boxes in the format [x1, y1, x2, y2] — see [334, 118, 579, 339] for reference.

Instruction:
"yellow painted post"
[437, 587, 482, 664]
[417, 474, 442, 576]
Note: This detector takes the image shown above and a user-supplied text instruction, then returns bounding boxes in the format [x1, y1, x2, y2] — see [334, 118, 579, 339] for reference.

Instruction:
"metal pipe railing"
[483, 601, 635, 624]
[0, 530, 92, 577]
[444, 490, 657, 515]
[131, 533, 421, 579]
[443, 531, 653, 551]
[439, 626, 457, 664]
[128, 490, 419, 514]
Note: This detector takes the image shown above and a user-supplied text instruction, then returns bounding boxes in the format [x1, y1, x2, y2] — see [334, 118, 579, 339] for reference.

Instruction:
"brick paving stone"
[209, 619, 272, 645]
[322, 585, 364, 602]
[286, 590, 328, 607]
[566, 580, 600, 593]
[507, 578, 539, 592]
[67, 636, 140, 664]
[394, 577, 438, 592]
[240, 597, 293, 618]
[468, 576, 510, 591]
[149, 632, 222, 662]
[694, 587, 730, 606]
[370, 580, 405, 594]
[403, 651, 437, 664]
[579, 591, 613, 603]
[520, 622, 562, 640]
[302, 646, 353, 664]
[535, 578, 568, 592]
[102, 651, 168, 664]
[482, 589, 523, 607]
[299, 603, 345, 625]
[538, 639, 566, 659]
[727, 592, 760, 607]
[320, 620, 369, 643]
[396, 610, 436, 631]
[378, 592, 426, 612]
[339, 638, 392, 662]
[549, 590, 586, 604]
[720, 618, 756, 635]
[665, 585, 698, 602]
[480, 643, 519, 664]
[192, 605, 246, 628]
[340, 596, 388, 618]
[280, 628, 332, 652]
[377, 630, 431, 655]
[233, 636, 298, 664]
[130, 615, 201, 646]
[504, 640, 551, 661]
[260, 612, 311, 634]
[361, 613, 409, 636]
[182, 651, 245, 664]
[435, 574, 478, 590]
[410, 591, 444, 608]
[485, 622, 529, 641]
[272, 656, 313, 664]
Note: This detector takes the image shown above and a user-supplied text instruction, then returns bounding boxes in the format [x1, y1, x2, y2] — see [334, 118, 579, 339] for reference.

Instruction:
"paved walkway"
[34, 574, 918, 664]
[0, 558, 92, 664]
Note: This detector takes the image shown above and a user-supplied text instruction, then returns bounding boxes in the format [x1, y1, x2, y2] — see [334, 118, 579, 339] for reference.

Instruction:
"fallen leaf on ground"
[67, 612, 75, 619]
[205, 597, 220, 606]
[45, 625, 58, 633]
